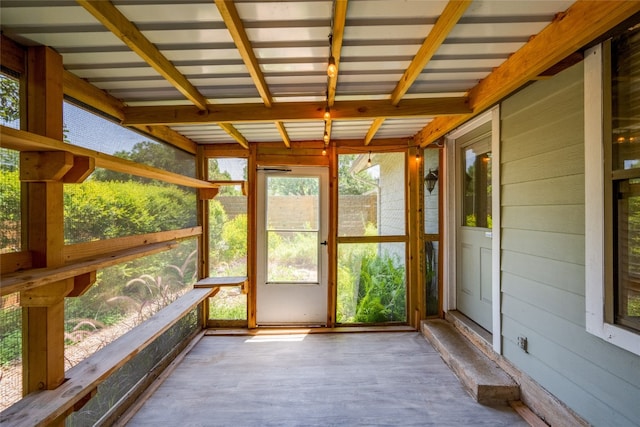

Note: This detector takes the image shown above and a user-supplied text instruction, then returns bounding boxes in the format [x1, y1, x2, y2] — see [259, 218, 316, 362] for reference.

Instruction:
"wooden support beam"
[218, 123, 250, 149]
[1, 251, 33, 275]
[68, 272, 97, 297]
[23, 46, 68, 398]
[122, 97, 470, 125]
[415, 0, 640, 147]
[1, 126, 215, 189]
[327, 0, 348, 106]
[62, 155, 95, 183]
[215, 0, 272, 106]
[391, 1, 472, 105]
[366, 0, 471, 143]
[364, 118, 385, 146]
[0, 33, 26, 74]
[275, 121, 291, 148]
[20, 151, 74, 182]
[77, 0, 208, 110]
[198, 187, 220, 200]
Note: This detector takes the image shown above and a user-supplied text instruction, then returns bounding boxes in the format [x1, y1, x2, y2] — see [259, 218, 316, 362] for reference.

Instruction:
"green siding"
[500, 61, 640, 426]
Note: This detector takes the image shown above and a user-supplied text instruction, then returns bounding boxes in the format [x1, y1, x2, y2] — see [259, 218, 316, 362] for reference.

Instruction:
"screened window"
[612, 28, 640, 333]
[207, 158, 248, 322]
[336, 152, 408, 324]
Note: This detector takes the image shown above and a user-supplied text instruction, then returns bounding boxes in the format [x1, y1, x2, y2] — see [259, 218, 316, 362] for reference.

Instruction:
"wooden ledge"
[0, 288, 211, 427]
[0, 241, 177, 297]
[194, 276, 248, 294]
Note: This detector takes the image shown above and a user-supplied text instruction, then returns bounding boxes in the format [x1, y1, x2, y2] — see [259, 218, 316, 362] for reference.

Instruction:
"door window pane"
[462, 141, 492, 228]
[616, 179, 640, 330]
[266, 176, 319, 284]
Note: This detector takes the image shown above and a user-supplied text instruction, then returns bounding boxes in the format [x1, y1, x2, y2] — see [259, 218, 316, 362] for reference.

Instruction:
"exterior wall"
[378, 152, 405, 236]
[500, 62, 640, 426]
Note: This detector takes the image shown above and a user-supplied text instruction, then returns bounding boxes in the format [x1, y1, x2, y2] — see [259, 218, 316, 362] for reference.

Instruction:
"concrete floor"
[124, 332, 528, 426]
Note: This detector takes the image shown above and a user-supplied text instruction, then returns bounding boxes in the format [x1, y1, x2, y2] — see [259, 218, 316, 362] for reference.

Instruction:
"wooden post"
[21, 46, 72, 399]
[407, 146, 424, 329]
[196, 145, 209, 328]
[247, 143, 257, 328]
[326, 142, 338, 327]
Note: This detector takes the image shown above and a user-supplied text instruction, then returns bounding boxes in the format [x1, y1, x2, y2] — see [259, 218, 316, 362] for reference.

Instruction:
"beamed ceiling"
[2, 0, 639, 152]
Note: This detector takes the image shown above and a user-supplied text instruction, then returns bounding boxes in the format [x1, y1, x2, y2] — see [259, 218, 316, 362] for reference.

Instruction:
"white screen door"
[256, 166, 328, 325]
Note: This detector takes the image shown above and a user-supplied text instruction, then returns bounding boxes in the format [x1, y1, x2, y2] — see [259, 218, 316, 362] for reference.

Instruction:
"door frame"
[255, 165, 329, 326]
[444, 106, 502, 353]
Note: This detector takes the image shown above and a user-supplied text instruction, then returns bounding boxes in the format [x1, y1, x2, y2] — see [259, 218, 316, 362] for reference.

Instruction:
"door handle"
[320, 240, 328, 246]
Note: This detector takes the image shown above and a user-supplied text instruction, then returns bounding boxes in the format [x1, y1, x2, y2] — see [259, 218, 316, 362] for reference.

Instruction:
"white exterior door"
[256, 167, 329, 325]
[456, 135, 493, 332]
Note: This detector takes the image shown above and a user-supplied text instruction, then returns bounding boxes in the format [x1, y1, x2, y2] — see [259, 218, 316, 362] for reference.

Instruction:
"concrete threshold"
[421, 318, 520, 406]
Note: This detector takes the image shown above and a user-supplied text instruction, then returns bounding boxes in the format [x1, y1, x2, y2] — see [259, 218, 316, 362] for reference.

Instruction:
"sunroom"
[1, 1, 640, 426]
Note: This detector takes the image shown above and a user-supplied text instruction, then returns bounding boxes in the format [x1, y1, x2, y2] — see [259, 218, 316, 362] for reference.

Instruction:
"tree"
[338, 154, 376, 195]
[92, 141, 195, 182]
[0, 75, 19, 124]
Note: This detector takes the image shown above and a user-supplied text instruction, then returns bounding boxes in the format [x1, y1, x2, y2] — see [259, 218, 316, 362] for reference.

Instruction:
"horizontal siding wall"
[500, 62, 640, 427]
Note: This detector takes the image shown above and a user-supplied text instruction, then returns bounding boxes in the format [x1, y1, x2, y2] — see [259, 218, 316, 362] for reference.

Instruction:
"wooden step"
[421, 319, 520, 406]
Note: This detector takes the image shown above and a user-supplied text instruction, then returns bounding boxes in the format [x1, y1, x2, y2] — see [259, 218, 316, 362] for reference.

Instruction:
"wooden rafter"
[218, 123, 250, 149]
[77, 0, 208, 111]
[325, 0, 348, 145]
[215, 0, 290, 147]
[414, 0, 640, 147]
[364, 0, 472, 145]
[123, 97, 470, 125]
[327, 0, 348, 107]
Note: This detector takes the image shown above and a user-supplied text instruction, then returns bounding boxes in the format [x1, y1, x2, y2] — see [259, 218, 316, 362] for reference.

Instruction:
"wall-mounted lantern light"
[425, 168, 439, 193]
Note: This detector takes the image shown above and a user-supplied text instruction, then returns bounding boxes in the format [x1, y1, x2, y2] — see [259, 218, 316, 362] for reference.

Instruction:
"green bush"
[354, 253, 406, 323]
[64, 180, 196, 243]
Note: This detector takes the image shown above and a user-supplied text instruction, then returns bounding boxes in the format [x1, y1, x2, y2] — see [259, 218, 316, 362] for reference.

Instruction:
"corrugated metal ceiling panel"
[0, 0, 579, 145]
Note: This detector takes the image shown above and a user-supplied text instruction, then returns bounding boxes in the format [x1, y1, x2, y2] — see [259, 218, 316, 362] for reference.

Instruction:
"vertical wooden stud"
[247, 143, 258, 328]
[327, 142, 338, 327]
[196, 145, 209, 328]
[21, 46, 69, 402]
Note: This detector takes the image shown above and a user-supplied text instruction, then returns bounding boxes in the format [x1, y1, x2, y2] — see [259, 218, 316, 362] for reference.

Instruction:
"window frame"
[585, 43, 640, 356]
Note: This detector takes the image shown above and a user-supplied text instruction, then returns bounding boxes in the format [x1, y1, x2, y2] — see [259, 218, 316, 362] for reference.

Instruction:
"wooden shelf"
[194, 276, 248, 294]
[0, 125, 215, 189]
[1, 241, 178, 296]
[0, 287, 213, 427]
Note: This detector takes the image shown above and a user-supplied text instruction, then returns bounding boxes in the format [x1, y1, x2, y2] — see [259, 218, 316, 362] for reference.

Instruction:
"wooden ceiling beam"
[215, 0, 290, 148]
[328, 0, 348, 107]
[414, 0, 640, 147]
[218, 123, 249, 149]
[77, 0, 208, 111]
[365, 0, 471, 144]
[391, 0, 472, 105]
[214, 0, 272, 107]
[122, 97, 470, 125]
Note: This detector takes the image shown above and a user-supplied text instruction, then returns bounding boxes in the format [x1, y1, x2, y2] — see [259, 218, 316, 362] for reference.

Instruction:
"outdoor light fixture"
[367, 151, 372, 168]
[415, 153, 421, 163]
[323, 131, 330, 143]
[322, 147, 327, 156]
[327, 56, 337, 78]
[425, 168, 438, 193]
[324, 106, 331, 121]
